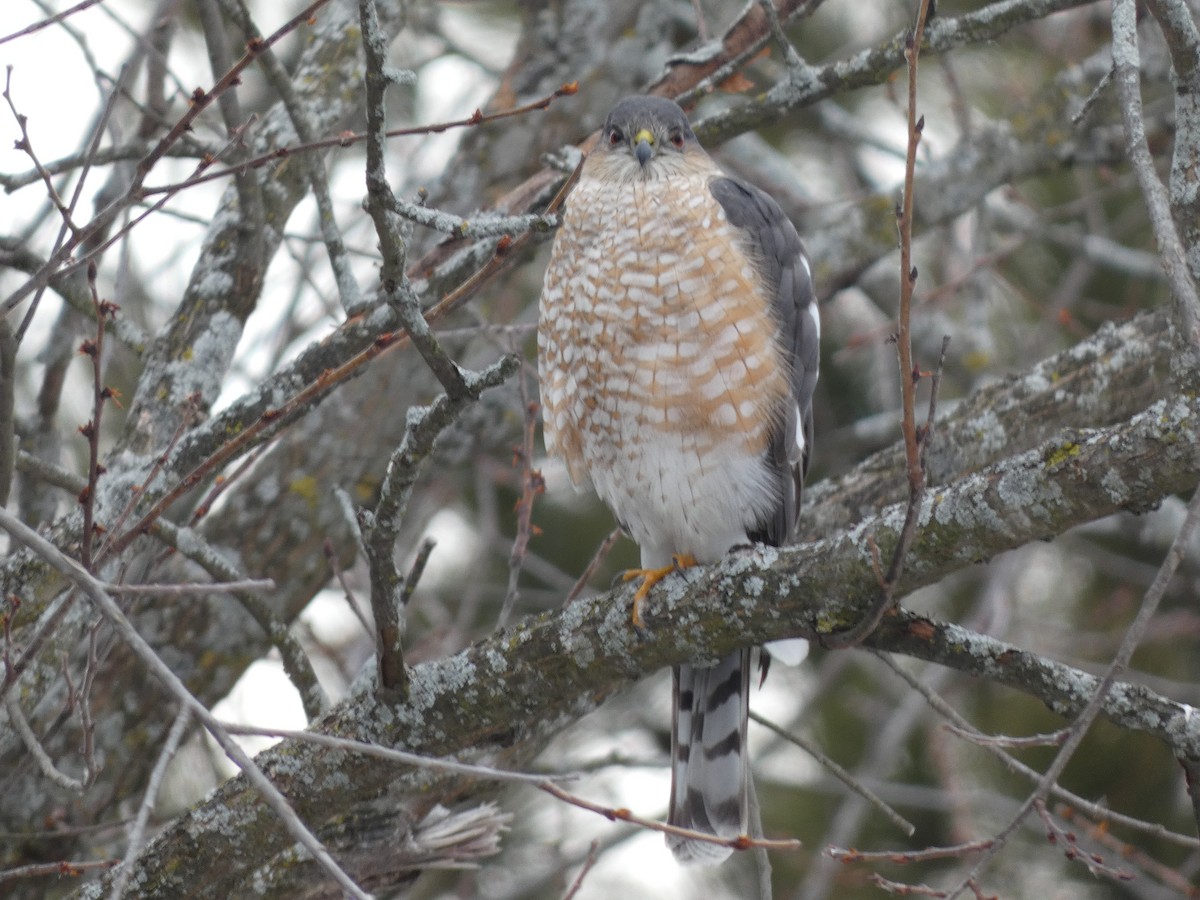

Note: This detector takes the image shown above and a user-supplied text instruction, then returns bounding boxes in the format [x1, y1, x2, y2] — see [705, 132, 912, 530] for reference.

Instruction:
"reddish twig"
[105, 147, 583, 559]
[141, 82, 580, 198]
[1057, 804, 1200, 897]
[1034, 800, 1135, 883]
[499, 377, 545, 627]
[2, 4, 328, 316]
[78, 264, 118, 571]
[186, 444, 268, 526]
[821, 0, 937, 650]
[323, 539, 372, 635]
[870, 874, 995, 899]
[537, 781, 802, 855]
[560, 840, 601, 900]
[828, 840, 994, 865]
[565, 527, 624, 603]
[0, 858, 118, 888]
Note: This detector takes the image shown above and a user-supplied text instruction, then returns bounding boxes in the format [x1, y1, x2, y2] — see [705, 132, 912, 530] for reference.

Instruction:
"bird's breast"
[538, 170, 788, 554]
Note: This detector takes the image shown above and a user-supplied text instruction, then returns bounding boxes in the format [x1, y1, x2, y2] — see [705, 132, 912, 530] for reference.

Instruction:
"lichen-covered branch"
[803, 308, 1175, 537]
[73, 386, 1200, 899]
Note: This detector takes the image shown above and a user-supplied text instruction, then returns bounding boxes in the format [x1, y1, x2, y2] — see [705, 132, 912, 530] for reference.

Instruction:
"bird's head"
[591, 95, 700, 180]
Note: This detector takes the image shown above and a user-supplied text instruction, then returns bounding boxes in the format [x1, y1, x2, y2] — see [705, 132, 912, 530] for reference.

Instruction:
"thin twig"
[820, 0, 936, 650]
[138, 82, 580, 199]
[896, 0, 934, 494]
[0, 507, 371, 900]
[2, 66, 81, 237]
[944, 485, 1200, 898]
[399, 538, 437, 608]
[108, 704, 191, 900]
[560, 840, 601, 900]
[0, 317, 14, 508]
[1033, 800, 1135, 883]
[1113, 0, 1200, 353]
[941, 723, 1068, 749]
[0, 858, 118, 888]
[323, 539, 373, 635]
[103, 578, 276, 596]
[79, 264, 116, 571]
[218, 723, 573, 786]
[76, 627, 101, 788]
[875, 650, 1200, 850]
[565, 527, 623, 603]
[537, 781, 802, 855]
[0, 0, 107, 47]
[1057, 803, 1200, 896]
[359, 356, 519, 692]
[4, 687, 84, 792]
[499, 378, 544, 627]
[828, 839, 993, 864]
[750, 710, 915, 836]
[871, 873, 994, 899]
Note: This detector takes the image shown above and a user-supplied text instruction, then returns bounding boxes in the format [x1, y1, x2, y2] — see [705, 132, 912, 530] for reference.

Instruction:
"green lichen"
[813, 609, 857, 634]
[1043, 441, 1080, 467]
[288, 474, 320, 507]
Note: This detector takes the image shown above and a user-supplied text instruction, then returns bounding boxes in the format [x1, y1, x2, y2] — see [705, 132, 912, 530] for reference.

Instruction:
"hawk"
[538, 95, 819, 863]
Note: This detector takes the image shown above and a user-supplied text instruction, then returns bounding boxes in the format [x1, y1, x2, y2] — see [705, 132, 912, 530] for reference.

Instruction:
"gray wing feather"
[709, 176, 819, 546]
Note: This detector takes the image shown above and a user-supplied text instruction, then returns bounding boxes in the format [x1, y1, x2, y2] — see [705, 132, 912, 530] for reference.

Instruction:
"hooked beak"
[633, 128, 654, 167]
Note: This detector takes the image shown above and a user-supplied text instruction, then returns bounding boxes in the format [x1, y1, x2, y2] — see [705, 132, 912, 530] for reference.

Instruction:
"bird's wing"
[708, 175, 819, 546]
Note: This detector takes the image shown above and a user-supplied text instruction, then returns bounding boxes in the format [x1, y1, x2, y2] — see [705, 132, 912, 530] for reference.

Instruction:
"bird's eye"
[608, 128, 623, 146]
[669, 131, 685, 148]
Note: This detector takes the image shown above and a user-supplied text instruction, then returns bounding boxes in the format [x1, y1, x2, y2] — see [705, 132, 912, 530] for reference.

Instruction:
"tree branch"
[73, 386, 1200, 898]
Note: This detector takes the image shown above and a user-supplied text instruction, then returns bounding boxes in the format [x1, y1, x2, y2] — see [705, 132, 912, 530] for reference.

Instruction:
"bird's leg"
[623, 553, 699, 629]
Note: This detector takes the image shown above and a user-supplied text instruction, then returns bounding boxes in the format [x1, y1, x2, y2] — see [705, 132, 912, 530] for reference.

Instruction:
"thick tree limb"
[803, 308, 1174, 537]
[75, 386, 1200, 899]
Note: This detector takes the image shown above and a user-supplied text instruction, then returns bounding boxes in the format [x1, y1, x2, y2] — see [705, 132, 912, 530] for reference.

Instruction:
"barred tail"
[666, 649, 750, 864]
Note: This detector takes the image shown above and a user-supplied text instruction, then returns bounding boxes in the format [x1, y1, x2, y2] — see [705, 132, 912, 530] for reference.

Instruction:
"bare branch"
[750, 710, 915, 836]
[943, 482, 1200, 897]
[1112, 0, 1200, 353]
[107, 704, 190, 900]
[64, 383, 1200, 898]
[218, 723, 575, 787]
[359, 354, 520, 691]
[0, 508, 370, 900]
[3, 688, 84, 793]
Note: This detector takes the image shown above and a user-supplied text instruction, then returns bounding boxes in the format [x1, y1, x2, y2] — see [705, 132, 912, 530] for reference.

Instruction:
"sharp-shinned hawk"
[538, 95, 820, 864]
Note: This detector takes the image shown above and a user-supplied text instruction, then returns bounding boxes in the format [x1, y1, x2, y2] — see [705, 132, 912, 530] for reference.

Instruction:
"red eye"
[609, 128, 622, 146]
[670, 131, 684, 148]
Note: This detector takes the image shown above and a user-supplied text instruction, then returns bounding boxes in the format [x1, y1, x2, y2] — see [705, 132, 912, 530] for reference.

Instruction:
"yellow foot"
[622, 553, 699, 629]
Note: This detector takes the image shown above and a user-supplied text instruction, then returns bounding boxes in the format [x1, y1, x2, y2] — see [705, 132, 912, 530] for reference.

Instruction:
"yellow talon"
[623, 553, 699, 629]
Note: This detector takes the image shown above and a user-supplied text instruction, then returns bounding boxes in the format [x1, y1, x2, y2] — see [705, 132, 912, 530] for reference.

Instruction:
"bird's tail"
[666, 648, 750, 864]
